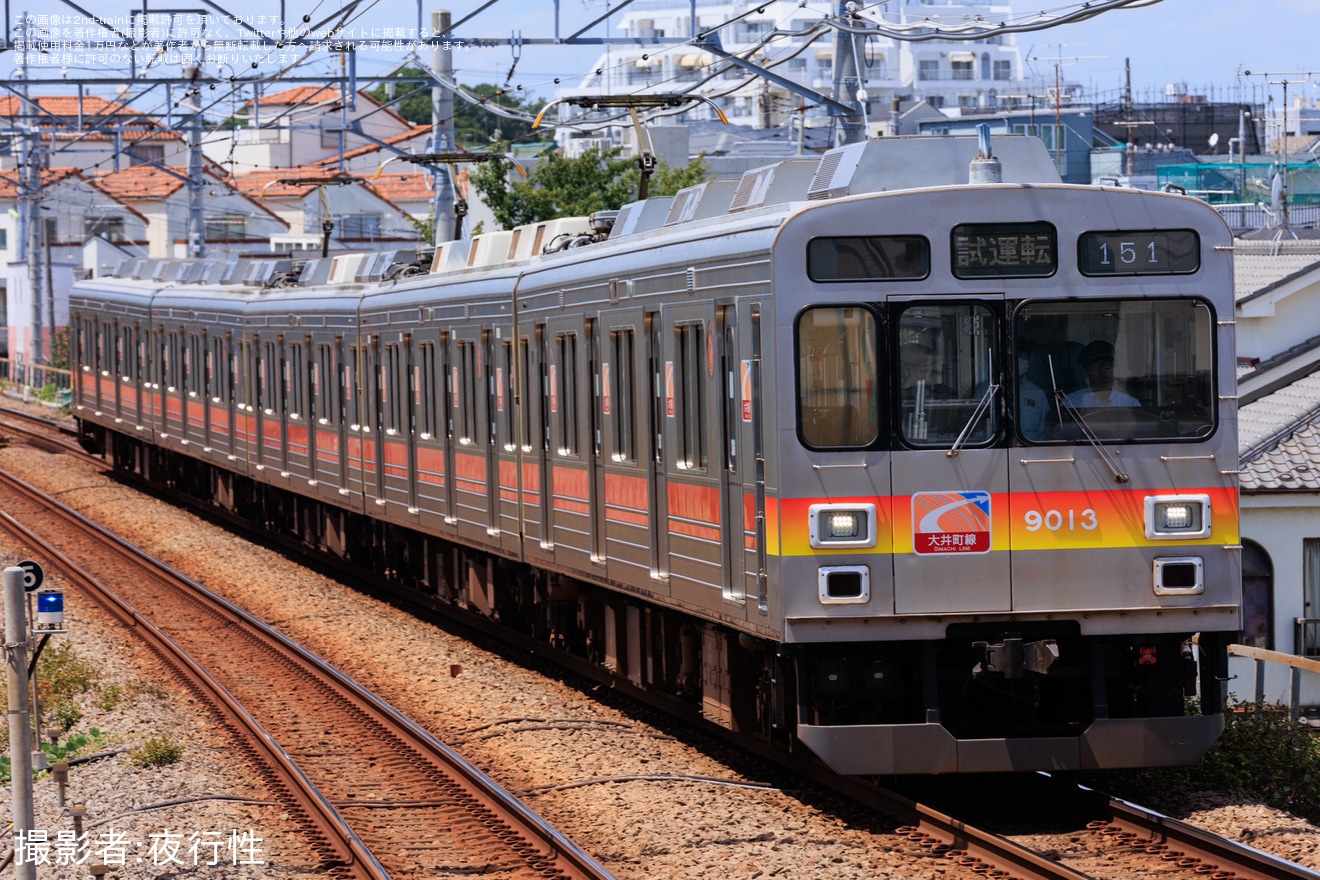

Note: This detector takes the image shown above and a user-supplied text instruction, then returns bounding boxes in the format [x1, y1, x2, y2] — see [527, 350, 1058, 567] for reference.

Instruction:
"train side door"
[586, 316, 606, 562]
[887, 297, 1010, 614]
[441, 331, 458, 524]
[645, 310, 669, 580]
[717, 304, 745, 603]
[484, 329, 500, 535]
[535, 324, 554, 549]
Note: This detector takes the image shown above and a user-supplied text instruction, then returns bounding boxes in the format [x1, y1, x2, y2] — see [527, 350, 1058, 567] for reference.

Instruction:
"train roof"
[74, 134, 1070, 299]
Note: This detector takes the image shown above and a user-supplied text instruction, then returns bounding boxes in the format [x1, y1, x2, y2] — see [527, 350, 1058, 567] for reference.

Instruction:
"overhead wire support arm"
[694, 33, 856, 118]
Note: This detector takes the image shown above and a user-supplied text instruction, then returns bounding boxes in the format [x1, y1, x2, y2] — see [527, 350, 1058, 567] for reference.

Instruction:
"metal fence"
[0, 360, 73, 406]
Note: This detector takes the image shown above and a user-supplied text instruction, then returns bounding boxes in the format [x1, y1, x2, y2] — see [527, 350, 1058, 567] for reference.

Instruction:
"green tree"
[366, 72, 546, 148]
[469, 147, 711, 229]
[645, 153, 711, 197]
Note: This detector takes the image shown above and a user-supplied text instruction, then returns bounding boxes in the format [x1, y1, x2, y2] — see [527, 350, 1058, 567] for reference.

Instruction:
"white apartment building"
[569, 0, 1026, 132]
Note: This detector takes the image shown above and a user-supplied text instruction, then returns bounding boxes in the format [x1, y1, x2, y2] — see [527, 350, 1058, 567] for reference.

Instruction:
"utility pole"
[186, 64, 206, 258]
[828, 0, 866, 146]
[1026, 46, 1102, 178]
[431, 9, 457, 244]
[16, 10, 45, 365]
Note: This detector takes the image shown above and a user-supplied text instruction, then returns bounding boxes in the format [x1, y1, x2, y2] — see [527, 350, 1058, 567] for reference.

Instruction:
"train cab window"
[1014, 298, 1215, 443]
[796, 307, 879, 449]
[897, 304, 997, 448]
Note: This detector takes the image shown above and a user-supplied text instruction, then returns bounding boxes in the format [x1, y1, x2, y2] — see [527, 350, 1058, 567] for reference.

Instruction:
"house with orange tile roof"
[203, 85, 416, 175]
[310, 124, 434, 176]
[0, 94, 187, 174]
[232, 166, 425, 249]
[89, 165, 288, 258]
[0, 164, 154, 361]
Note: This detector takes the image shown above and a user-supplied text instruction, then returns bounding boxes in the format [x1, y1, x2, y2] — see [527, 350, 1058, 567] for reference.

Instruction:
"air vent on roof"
[298, 258, 333, 286]
[729, 158, 819, 212]
[244, 261, 279, 286]
[807, 147, 854, 200]
[174, 262, 204, 283]
[218, 261, 245, 284]
[142, 260, 170, 281]
[122, 258, 147, 279]
[198, 262, 230, 284]
[662, 179, 740, 226]
[611, 197, 674, 239]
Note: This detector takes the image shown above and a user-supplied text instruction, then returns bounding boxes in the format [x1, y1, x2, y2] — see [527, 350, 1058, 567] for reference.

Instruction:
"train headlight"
[1144, 494, 1211, 539]
[808, 503, 877, 549]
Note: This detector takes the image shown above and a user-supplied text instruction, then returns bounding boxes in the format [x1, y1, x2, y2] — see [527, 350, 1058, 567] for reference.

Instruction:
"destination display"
[807, 236, 930, 281]
[1077, 229, 1200, 276]
[951, 223, 1057, 278]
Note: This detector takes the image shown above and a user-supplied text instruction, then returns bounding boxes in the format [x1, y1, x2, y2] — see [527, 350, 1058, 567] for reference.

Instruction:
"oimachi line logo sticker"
[912, 491, 991, 555]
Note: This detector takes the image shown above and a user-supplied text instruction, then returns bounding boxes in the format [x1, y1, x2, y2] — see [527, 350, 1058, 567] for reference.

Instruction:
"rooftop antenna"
[1026, 45, 1102, 173]
[1242, 70, 1316, 233]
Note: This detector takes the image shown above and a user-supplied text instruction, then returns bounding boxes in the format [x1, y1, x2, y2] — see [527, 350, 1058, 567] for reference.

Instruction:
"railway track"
[0, 405, 1314, 880]
[0, 452, 614, 880]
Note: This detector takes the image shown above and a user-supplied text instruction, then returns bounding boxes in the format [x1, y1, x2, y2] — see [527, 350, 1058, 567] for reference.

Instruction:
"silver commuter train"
[70, 133, 1241, 775]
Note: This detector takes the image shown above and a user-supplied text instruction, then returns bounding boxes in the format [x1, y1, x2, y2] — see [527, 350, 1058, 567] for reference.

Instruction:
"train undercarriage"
[89, 424, 1228, 775]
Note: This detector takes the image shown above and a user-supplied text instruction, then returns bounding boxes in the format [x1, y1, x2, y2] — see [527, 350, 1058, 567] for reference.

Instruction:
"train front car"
[775, 142, 1239, 774]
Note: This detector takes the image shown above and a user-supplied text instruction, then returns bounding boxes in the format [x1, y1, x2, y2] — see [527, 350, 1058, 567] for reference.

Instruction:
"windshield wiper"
[947, 383, 998, 458]
[1047, 356, 1129, 483]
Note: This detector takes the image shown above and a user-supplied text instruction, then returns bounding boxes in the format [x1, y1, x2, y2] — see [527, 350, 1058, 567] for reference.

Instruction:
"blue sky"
[8, 0, 1318, 108]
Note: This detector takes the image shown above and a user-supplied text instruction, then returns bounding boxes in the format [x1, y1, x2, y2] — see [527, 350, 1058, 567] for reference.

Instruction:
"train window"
[501, 340, 516, 451]
[796, 307, 879, 449]
[289, 342, 306, 419]
[166, 333, 181, 392]
[897, 304, 997, 448]
[611, 328, 636, 463]
[675, 322, 706, 470]
[383, 344, 401, 434]
[457, 340, 478, 445]
[121, 327, 133, 381]
[345, 344, 360, 429]
[807, 236, 930, 281]
[1014, 297, 1215, 442]
[186, 336, 202, 396]
[556, 333, 579, 457]
[519, 338, 532, 452]
[99, 323, 112, 374]
[417, 342, 436, 438]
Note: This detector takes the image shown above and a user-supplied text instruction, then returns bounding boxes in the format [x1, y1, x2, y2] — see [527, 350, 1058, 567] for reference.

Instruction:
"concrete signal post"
[5, 565, 37, 880]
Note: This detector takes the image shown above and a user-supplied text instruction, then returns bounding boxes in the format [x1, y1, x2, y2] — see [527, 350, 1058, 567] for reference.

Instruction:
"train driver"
[1017, 342, 1051, 441]
[1066, 340, 1139, 408]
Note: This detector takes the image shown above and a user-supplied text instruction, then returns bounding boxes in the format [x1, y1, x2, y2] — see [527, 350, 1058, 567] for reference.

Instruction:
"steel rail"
[0, 463, 616, 880]
[0, 473, 384, 879]
[1098, 796, 1318, 880]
